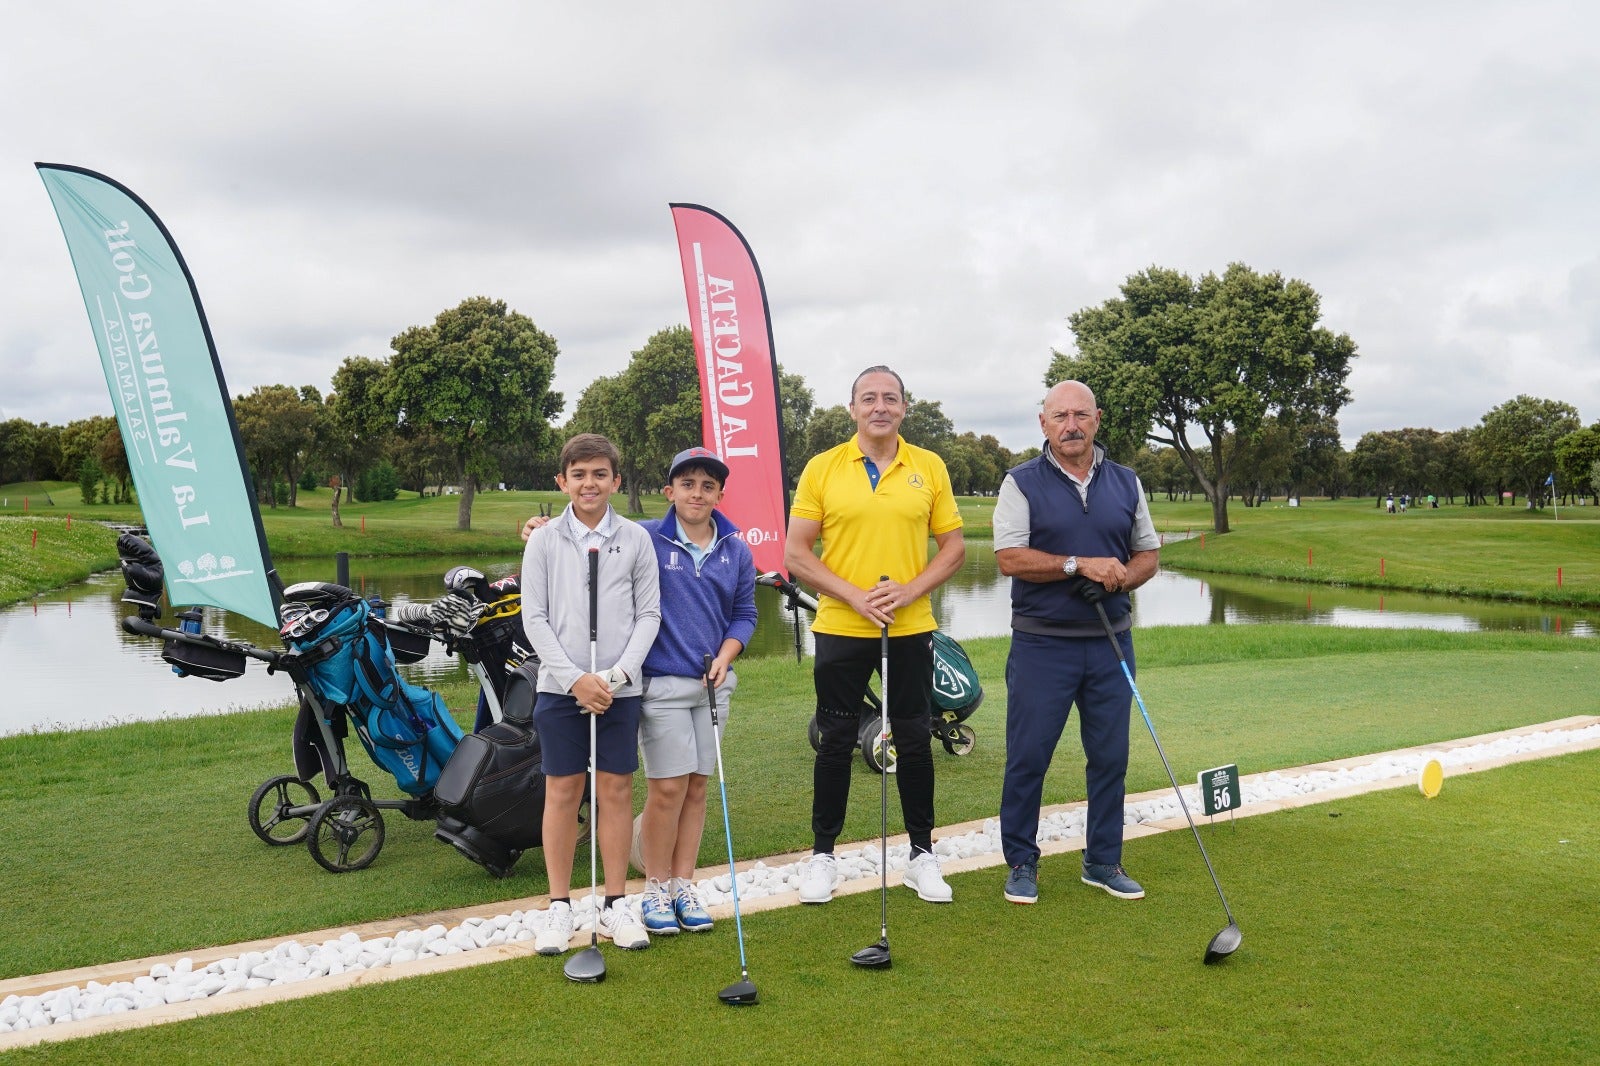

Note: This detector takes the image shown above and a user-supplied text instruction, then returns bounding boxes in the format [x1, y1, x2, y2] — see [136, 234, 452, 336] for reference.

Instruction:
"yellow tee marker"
[1418, 758, 1444, 798]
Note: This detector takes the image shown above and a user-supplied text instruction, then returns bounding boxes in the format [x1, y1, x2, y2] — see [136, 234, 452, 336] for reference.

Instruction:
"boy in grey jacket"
[521, 434, 661, 953]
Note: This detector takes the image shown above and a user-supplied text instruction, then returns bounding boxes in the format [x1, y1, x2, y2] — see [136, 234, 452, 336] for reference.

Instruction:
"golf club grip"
[588, 548, 599, 643]
[878, 572, 890, 665]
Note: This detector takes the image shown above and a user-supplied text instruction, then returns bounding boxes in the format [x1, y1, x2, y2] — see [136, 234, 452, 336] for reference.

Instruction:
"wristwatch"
[1061, 556, 1078, 577]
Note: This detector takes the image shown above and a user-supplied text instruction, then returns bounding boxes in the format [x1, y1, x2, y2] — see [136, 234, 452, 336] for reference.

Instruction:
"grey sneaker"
[1081, 862, 1145, 900]
[1004, 861, 1038, 904]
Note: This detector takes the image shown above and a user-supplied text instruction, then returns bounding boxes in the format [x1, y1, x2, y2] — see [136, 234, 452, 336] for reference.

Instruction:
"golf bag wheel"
[860, 721, 896, 774]
[248, 775, 322, 846]
[307, 794, 386, 873]
[940, 723, 977, 757]
[807, 714, 823, 753]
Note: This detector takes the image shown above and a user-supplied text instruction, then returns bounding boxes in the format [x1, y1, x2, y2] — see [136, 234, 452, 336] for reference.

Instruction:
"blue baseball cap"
[667, 446, 729, 484]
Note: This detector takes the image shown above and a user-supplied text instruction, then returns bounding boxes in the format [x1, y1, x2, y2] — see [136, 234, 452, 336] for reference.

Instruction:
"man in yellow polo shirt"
[784, 365, 966, 904]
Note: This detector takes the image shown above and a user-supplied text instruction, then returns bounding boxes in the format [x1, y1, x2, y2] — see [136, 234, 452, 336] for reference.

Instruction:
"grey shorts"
[639, 672, 736, 779]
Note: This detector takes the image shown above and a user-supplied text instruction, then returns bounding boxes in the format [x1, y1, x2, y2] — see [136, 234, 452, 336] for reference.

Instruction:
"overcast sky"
[3, 1, 1597, 453]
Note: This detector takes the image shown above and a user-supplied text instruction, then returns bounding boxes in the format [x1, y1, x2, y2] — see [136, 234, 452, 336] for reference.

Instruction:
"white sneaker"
[904, 849, 954, 903]
[598, 899, 651, 950]
[798, 852, 839, 904]
[535, 900, 574, 955]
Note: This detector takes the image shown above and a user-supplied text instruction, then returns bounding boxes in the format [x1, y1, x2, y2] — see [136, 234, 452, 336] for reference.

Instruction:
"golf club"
[1092, 599, 1242, 965]
[704, 654, 758, 1006]
[850, 591, 893, 970]
[564, 548, 606, 984]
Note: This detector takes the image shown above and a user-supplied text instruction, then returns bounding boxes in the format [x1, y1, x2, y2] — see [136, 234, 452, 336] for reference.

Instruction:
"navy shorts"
[533, 691, 642, 777]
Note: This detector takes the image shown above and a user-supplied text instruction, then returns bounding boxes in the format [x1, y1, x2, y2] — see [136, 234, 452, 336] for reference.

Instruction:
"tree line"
[5, 267, 1596, 533]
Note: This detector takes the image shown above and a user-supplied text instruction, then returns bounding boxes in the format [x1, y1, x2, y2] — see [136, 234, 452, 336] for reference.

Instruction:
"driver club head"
[850, 938, 892, 970]
[1203, 923, 1242, 965]
[717, 978, 760, 1006]
[563, 946, 606, 983]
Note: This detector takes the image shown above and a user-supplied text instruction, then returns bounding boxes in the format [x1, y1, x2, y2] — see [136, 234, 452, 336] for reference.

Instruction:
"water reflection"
[2, 545, 1590, 735]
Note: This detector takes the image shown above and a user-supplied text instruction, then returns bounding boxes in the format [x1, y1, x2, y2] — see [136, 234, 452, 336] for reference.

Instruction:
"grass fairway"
[1161, 496, 1600, 605]
[0, 517, 119, 606]
[0, 627, 1594, 983]
[6, 747, 1598, 1064]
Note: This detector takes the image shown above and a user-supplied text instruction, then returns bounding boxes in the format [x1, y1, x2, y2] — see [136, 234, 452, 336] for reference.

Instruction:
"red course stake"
[1380, 557, 1385, 577]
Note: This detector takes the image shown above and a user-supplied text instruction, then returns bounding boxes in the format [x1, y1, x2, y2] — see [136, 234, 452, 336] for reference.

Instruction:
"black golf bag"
[433, 664, 547, 878]
[421, 569, 573, 879]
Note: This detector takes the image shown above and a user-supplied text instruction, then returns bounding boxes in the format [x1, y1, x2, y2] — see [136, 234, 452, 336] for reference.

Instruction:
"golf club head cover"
[443, 565, 492, 602]
[1067, 574, 1110, 604]
[117, 533, 165, 611]
[427, 591, 486, 635]
[388, 601, 434, 626]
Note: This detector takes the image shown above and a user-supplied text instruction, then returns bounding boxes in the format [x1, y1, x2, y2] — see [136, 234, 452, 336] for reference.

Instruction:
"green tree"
[390, 424, 454, 498]
[1287, 414, 1346, 499]
[778, 365, 814, 489]
[804, 404, 854, 456]
[1051, 263, 1357, 533]
[628, 325, 703, 499]
[232, 385, 322, 508]
[386, 296, 563, 530]
[900, 392, 955, 451]
[59, 416, 119, 488]
[565, 326, 700, 514]
[1229, 416, 1293, 505]
[357, 460, 400, 502]
[0, 419, 40, 483]
[76, 455, 103, 506]
[1554, 424, 1600, 504]
[327, 356, 393, 504]
[1474, 396, 1580, 507]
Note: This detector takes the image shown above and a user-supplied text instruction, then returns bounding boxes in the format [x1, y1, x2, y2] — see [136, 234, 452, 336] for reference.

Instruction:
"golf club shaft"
[878, 618, 889, 940]
[704, 654, 750, 978]
[587, 548, 600, 946]
[1094, 603, 1236, 925]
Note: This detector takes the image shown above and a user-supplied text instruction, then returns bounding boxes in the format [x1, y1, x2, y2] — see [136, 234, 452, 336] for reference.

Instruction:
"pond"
[1, 543, 1591, 735]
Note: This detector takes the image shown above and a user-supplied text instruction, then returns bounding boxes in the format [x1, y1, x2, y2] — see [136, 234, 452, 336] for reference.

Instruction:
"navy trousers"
[1001, 628, 1133, 867]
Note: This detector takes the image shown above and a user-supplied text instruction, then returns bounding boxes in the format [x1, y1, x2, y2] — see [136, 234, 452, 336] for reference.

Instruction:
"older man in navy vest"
[993, 380, 1161, 904]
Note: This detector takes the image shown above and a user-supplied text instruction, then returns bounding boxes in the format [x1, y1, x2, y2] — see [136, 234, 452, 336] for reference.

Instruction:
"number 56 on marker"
[1198, 764, 1241, 818]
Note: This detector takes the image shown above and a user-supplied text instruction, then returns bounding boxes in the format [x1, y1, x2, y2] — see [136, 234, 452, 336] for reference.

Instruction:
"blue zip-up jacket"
[639, 507, 758, 679]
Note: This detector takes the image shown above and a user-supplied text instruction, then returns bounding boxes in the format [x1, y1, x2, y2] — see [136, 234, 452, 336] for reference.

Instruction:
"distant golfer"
[784, 365, 966, 905]
[994, 380, 1160, 904]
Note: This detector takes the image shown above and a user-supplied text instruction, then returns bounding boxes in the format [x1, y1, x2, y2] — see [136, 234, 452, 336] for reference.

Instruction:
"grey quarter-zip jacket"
[519, 504, 661, 697]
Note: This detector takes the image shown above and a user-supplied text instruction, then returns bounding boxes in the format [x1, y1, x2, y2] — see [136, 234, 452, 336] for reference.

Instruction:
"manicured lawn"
[1, 625, 1593, 981]
[1160, 496, 1599, 605]
[7, 746, 1598, 1064]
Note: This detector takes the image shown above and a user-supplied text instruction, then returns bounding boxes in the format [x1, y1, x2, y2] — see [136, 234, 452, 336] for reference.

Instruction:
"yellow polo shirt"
[791, 435, 963, 638]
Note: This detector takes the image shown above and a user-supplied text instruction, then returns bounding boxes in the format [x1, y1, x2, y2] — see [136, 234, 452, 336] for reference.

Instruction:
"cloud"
[5, 1, 1599, 451]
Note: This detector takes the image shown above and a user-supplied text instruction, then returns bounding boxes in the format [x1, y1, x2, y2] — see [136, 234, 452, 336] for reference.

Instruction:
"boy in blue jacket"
[635, 447, 757, 934]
